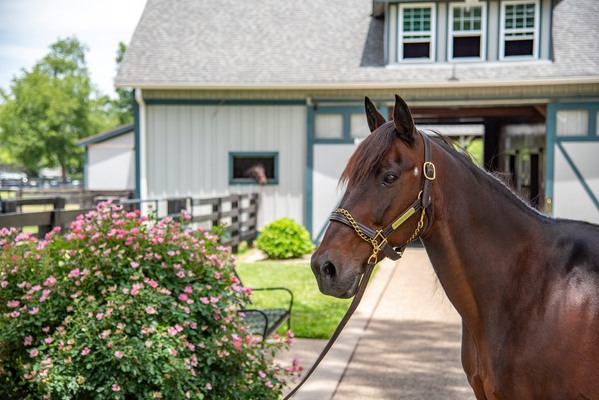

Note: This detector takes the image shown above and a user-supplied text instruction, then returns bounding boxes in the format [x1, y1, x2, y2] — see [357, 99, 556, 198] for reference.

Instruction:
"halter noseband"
[330, 131, 435, 265]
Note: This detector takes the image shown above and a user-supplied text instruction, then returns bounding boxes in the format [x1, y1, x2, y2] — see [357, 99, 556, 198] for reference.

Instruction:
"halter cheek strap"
[331, 131, 435, 264]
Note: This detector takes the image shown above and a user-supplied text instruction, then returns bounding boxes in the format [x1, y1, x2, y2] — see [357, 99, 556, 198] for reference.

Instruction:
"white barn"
[115, 0, 599, 237]
[78, 124, 136, 191]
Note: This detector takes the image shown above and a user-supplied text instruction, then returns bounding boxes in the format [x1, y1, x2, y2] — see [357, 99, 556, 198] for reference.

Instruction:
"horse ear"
[364, 97, 386, 132]
[393, 94, 416, 146]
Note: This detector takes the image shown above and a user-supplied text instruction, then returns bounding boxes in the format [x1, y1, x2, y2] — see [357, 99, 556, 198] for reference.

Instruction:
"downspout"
[134, 88, 148, 200]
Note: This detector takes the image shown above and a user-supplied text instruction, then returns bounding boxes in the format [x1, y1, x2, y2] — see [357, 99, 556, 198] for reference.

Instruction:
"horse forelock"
[340, 123, 397, 190]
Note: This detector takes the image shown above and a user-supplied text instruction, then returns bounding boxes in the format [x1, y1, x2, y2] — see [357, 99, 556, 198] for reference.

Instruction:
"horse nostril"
[321, 261, 336, 280]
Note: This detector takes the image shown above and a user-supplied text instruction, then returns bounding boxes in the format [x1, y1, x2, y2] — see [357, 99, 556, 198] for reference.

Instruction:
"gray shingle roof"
[115, 0, 599, 88]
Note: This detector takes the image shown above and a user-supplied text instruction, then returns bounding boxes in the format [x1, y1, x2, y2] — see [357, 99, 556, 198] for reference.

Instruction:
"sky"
[0, 0, 147, 98]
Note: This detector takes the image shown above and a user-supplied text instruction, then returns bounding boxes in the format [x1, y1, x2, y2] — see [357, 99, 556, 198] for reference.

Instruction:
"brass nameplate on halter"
[391, 207, 416, 230]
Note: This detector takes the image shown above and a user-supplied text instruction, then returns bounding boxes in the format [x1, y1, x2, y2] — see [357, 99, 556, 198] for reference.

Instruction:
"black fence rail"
[0, 193, 259, 251]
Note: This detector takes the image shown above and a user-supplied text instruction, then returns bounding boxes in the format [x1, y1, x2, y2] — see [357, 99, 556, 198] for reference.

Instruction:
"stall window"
[229, 153, 278, 185]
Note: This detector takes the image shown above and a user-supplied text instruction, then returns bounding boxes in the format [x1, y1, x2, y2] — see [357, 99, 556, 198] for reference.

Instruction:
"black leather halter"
[330, 131, 435, 264]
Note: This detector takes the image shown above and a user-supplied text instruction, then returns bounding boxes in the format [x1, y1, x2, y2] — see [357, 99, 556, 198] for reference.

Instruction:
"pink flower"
[114, 351, 124, 359]
[178, 293, 188, 301]
[183, 286, 193, 294]
[96, 313, 104, 320]
[29, 349, 39, 357]
[7, 300, 19, 308]
[112, 384, 121, 392]
[206, 383, 212, 390]
[24, 336, 33, 346]
[68, 268, 80, 279]
[43, 276, 56, 287]
[214, 272, 221, 280]
[44, 337, 53, 344]
[130, 261, 139, 269]
[145, 306, 157, 315]
[81, 347, 91, 356]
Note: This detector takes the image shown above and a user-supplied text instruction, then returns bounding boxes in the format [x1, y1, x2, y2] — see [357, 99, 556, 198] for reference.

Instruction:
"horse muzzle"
[310, 252, 362, 299]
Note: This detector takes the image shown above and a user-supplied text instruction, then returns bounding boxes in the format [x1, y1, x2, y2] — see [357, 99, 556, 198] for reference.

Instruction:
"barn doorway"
[408, 105, 547, 210]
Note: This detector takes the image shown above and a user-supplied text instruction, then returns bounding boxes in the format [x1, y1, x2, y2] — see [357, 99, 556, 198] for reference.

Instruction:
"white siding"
[145, 105, 306, 228]
[553, 142, 599, 224]
[87, 132, 135, 190]
[312, 143, 357, 240]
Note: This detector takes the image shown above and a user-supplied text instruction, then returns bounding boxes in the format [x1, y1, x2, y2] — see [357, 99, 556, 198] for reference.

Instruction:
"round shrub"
[0, 203, 300, 400]
[256, 218, 315, 260]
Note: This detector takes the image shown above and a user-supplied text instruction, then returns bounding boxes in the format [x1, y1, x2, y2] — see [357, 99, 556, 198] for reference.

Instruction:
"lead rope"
[283, 261, 375, 399]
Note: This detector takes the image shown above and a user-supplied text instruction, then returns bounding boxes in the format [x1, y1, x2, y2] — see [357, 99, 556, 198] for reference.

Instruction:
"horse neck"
[421, 142, 548, 327]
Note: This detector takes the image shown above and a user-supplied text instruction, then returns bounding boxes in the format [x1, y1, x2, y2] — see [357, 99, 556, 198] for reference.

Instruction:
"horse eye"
[383, 173, 398, 185]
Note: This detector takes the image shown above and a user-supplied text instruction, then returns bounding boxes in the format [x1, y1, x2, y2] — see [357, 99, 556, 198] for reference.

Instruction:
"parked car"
[0, 172, 28, 188]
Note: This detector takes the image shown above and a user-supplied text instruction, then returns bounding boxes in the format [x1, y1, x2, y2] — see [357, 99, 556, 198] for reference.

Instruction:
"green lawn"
[236, 260, 353, 339]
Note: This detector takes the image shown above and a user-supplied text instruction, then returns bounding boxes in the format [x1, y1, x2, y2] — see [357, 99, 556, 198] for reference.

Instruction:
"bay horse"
[244, 163, 268, 185]
[311, 95, 599, 399]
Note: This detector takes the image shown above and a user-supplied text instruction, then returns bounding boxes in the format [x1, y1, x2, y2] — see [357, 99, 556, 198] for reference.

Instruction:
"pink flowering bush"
[0, 203, 300, 399]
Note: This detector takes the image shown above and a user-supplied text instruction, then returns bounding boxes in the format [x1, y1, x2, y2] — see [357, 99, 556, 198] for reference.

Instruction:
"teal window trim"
[546, 101, 599, 214]
[228, 152, 279, 185]
[306, 102, 387, 239]
[312, 106, 376, 144]
[550, 102, 598, 140]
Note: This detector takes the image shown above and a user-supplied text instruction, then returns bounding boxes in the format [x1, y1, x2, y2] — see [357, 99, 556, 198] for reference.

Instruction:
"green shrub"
[0, 203, 300, 399]
[256, 218, 315, 260]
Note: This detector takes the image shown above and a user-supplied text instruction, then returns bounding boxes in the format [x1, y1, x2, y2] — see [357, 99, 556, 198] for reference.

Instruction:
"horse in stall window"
[244, 163, 268, 185]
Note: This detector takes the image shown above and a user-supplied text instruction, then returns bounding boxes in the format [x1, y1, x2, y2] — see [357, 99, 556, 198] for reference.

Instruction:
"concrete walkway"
[277, 248, 475, 400]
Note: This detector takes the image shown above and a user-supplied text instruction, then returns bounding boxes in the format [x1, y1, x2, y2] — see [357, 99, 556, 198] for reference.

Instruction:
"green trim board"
[144, 99, 306, 106]
[134, 101, 141, 199]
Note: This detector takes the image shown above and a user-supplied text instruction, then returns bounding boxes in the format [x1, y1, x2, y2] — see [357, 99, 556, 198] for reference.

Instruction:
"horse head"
[245, 163, 268, 185]
[311, 95, 433, 298]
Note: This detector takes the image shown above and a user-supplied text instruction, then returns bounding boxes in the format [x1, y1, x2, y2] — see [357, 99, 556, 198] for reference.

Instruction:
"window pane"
[504, 39, 534, 57]
[453, 36, 481, 58]
[403, 7, 431, 32]
[453, 6, 482, 32]
[315, 114, 343, 139]
[231, 154, 276, 181]
[350, 113, 370, 139]
[556, 110, 588, 137]
[404, 42, 430, 59]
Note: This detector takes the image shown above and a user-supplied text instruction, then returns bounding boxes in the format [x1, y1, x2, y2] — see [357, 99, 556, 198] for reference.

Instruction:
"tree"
[112, 42, 134, 124]
[0, 37, 96, 180]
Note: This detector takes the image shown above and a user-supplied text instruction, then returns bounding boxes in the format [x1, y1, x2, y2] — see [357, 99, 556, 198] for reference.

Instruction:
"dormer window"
[448, 3, 486, 61]
[398, 3, 436, 62]
[500, 0, 539, 59]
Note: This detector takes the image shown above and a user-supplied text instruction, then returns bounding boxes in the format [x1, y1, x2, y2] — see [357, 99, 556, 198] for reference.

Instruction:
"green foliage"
[0, 203, 299, 399]
[0, 37, 132, 178]
[255, 218, 315, 260]
[237, 261, 352, 339]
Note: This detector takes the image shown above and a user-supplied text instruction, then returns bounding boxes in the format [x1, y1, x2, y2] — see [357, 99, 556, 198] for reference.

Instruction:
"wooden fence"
[0, 193, 259, 251]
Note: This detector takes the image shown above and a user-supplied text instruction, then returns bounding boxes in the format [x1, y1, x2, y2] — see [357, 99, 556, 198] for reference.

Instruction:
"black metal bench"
[234, 271, 293, 339]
